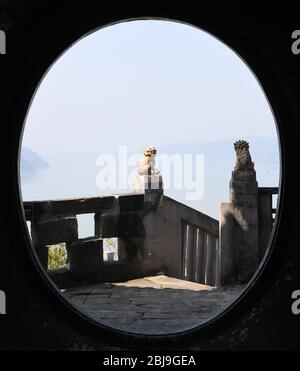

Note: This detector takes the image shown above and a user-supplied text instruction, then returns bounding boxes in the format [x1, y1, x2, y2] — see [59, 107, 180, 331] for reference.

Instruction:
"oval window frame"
[9, 12, 292, 347]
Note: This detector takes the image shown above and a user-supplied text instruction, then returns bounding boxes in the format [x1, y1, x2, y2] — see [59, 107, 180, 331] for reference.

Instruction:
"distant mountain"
[21, 137, 278, 219]
[157, 137, 279, 163]
[21, 148, 49, 175]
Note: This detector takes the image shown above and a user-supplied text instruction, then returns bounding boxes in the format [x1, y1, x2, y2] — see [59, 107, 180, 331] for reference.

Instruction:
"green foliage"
[104, 238, 118, 252]
[48, 243, 67, 270]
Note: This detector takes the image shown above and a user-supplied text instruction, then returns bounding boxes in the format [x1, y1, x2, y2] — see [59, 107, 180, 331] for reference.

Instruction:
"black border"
[2, 3, 300, 350]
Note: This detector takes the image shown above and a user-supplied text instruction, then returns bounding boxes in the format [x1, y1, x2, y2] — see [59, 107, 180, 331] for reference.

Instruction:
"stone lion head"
[234, 140, 249, 153]
[144, 146, 157, 157]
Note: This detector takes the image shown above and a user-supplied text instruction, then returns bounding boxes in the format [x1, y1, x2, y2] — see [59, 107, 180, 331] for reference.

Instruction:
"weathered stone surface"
[118, 194, 144, 211]
[123, 238, 144, 263]
[144, 175, 163, 191]
[258, 189, 274, 260]
[144, 189, 163, 210]
[94, 211, 119, 238]
[230, 170, 258, 207]
[31, 216, 78, 246]
[24, 196, 117, 222]
[142, 175, 163, 210]
[67, 238, 103, 281]
[163, 196, 219, 236]
[118, 212, 144, 238]
[220, 168, 259, 285]
[100, 261, 143, 282]
[62, 275, 243, 335]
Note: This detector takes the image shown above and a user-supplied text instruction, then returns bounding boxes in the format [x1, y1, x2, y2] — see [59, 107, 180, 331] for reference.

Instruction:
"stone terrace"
[62, 275, 243, 334]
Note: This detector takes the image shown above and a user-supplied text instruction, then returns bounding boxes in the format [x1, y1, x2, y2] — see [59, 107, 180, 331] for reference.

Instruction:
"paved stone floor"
[62, 275, 244, 334]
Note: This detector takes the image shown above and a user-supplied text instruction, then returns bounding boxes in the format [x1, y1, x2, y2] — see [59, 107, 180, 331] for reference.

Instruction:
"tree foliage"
[104, 238, 117, 251]
[48, 243, 67, 270]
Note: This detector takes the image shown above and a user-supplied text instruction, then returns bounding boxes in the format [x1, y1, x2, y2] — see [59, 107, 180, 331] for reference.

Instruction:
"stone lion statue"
[234, 140, 254, 171]
[132, 146, 160, 192]
[137, 146, 160, 176]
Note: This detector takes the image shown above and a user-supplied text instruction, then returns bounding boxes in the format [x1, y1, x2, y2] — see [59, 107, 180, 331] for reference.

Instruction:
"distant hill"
[20, 137, 278, 218]
[157, 137, 279, 163]
[21, 148, 49, 175]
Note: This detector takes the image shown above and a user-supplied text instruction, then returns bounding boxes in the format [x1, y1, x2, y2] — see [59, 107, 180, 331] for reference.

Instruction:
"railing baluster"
[202, 232, 208, 284]
[195, 228, 205, 283]
[186, 224, 195, 281]
[205, 234, 216, 286]
[194, 228, 199, 282]
[181, 222, 188, 279]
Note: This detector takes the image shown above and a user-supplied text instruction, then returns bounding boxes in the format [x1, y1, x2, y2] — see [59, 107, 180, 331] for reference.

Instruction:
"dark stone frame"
[2, 2, 299, 350]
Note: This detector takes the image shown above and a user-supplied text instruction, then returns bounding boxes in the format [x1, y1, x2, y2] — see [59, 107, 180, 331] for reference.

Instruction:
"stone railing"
[23, 178, 220, 288]
[24, 193, 147, 284]
[23, 183, 276, 289]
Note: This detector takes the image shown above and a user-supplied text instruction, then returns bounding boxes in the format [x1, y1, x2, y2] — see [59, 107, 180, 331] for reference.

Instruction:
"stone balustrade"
[23, 177, 220, 288]
[23, 171, 277, 289]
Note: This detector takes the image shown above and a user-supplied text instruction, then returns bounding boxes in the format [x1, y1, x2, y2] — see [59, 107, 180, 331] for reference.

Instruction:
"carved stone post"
[220, 141, 259, 285]
[144, 174, 163, 208]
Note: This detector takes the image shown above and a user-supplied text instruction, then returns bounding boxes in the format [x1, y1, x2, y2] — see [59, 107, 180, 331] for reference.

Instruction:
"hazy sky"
[22, 19, 277, 156]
